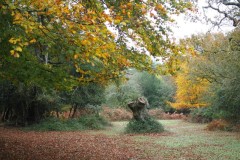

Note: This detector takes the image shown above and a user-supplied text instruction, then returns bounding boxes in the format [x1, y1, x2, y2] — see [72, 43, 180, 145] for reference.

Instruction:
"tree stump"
[127, 97, 150, 121]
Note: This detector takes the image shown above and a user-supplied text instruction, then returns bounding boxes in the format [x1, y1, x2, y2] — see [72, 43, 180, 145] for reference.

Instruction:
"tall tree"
[170, 62, 209, 109]
[177, 29, 240, 121]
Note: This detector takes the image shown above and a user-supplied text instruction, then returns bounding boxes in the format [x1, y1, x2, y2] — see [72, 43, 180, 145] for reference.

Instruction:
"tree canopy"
[172, 29, 240, 121]
[0, 0, 192, 89]
[0, 0, 192, 124]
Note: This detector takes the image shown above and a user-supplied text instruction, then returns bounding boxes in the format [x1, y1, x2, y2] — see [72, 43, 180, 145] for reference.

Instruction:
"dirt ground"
[0, 120, 239, 160]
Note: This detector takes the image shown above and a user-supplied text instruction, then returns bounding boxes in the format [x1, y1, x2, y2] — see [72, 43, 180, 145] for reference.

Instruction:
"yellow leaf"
[15, 46, 22, 52]
[127, 3, 132, 8]
[114, 19, 121, 24]
[10, 50, 15, 55]
[23, 42, 29, 46]
[121, 22, 126, 26]
[30, 39, 36, 43]
[14, 13, 21, 21]
[9, 38, 17, 44]
[14, 53, 20, 58]
[81, 40, 88, 45]
[127, 12, 131, 18]
[74, 54, 79, 59]
[72, 30, 76, 34]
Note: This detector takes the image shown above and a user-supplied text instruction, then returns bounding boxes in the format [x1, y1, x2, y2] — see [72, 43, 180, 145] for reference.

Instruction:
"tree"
[170, 62, 209, 109]
[0, 0, 192, 124]
[128, 97, 150, 121]
[0, 81, 61, 125]
[138, 72, 175, 110]
[203, 0, 240, 27]
[0, 0, 192, 86]
[104, 70, 175, 111]
[104, 70, 143, 108]
[126, 97, 164, 133]
[63, 83, 105, 118]
[177, 29, 240, 121]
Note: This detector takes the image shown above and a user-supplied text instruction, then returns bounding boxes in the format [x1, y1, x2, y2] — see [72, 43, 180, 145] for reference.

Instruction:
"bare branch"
[206, 1, 240, 26]
[222, 0, 240, 8]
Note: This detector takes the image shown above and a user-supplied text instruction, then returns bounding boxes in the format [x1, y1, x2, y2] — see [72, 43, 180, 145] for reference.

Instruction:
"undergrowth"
[125, 118, 164, 134]
[25, 114, 111, 131]
[78, 114, 111, 130]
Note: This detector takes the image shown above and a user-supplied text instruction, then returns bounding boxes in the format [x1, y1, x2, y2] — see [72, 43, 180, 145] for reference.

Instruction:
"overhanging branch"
[206, 1, 240, 26]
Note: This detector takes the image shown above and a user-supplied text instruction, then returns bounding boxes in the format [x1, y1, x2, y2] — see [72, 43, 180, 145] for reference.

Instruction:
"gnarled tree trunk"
[128, 97, 150, 121]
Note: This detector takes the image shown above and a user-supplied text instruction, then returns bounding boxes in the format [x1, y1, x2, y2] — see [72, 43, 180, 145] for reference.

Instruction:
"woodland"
[0, 0, 239, 159]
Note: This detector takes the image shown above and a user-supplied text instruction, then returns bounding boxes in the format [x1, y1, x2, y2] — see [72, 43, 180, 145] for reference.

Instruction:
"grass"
[22, 118, 240, 159]
[89, 120, 240, 160]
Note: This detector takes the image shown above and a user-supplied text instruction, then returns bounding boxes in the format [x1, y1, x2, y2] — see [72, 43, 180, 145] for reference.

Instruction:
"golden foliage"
[170, 62, 209, 109]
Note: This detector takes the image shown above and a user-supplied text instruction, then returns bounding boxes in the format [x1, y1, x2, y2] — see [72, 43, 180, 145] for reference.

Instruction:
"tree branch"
[222, 0, 240, 8]
[206, 1, 240, 26]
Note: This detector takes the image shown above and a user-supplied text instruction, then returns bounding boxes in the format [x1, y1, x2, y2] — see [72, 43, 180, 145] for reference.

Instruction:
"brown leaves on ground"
[0, 127, 139, 160]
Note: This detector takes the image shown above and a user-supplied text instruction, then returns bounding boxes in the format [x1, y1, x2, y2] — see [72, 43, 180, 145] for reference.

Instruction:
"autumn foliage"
[169, 62, 209, 109]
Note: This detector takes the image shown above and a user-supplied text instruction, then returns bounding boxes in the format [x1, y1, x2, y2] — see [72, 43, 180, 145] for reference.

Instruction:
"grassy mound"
[25, 114, 111, 131]
[125, 118, 164, 134]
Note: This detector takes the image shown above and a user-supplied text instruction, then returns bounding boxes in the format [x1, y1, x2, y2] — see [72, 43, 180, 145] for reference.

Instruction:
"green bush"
[25, 117, 85, 131]
[25, 114, 110, 131]
[125, 118, 164, 134]
[188, 107, 214, 123]
[78, 114, 111, 130]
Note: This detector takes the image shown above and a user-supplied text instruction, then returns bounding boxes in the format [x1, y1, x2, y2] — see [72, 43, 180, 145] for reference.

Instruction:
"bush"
[148, 109, 164, 119]
[188, 107, 213, 123]
[161, 112, 187, 120]
[100, 106, 132, 121]
[25, 117, 85, 131]
[125, 118, 164, 134]
[206, 119, 240, 132]
[26, 114, 110, 131]
[78, 114, 111, 130]
[206, 119, 231, 131]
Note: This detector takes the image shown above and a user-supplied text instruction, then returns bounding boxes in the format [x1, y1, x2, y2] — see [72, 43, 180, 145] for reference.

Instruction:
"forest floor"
[0, 120, 239, 160]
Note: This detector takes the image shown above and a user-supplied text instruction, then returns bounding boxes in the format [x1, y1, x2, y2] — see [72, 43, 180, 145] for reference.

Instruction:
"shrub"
[161, 112, 187, 120]
[206, 119, 230, 131]
[25, 117, 85, 131]
[206, 119, 240, 132]
[78, 114, 111, 130]
[100, 106, 132, 121]
[148, 109, 164, 119]
[188, 107, 213, 123]
[25, 114, 110, 131]
[125, 118, 164, 134]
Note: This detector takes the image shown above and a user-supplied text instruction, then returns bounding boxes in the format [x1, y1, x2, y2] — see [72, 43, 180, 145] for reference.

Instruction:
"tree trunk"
[71, 104, 77, 118]
[34, 105, 40, 123]
[2, 107, 8, 122]
[128, 97, 150, 121]
[56, 110, 59, 118]
[68, 106, 73, 118]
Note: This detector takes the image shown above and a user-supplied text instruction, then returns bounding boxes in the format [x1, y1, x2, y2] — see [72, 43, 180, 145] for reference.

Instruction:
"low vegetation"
[25, 114, 110, 131]
[125, 118, 164, 134]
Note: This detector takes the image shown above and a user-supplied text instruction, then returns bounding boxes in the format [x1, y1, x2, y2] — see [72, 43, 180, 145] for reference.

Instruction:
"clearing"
[0, 120, 239, 160]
